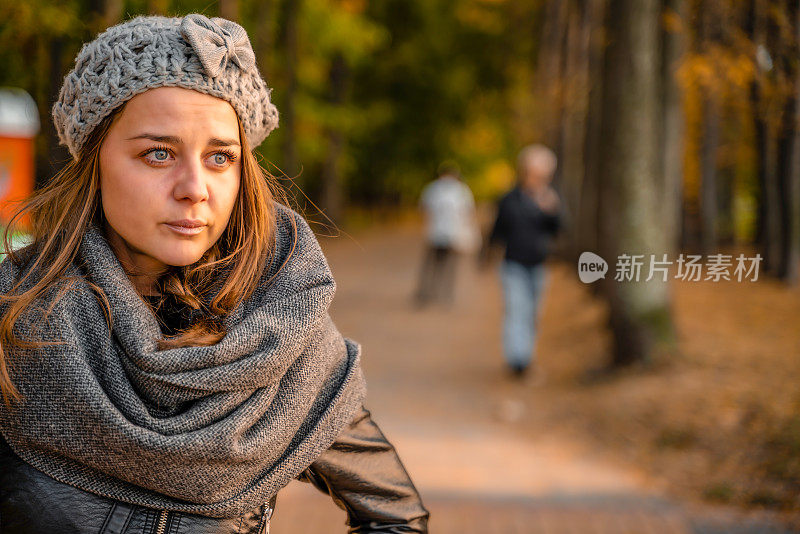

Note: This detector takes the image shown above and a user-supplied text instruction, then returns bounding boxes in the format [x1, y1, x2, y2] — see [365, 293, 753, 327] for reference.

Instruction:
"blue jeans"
[500, 260, 548, 369]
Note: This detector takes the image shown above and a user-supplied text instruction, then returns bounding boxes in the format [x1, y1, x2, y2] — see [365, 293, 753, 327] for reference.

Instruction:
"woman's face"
[99, 87, 242, 279]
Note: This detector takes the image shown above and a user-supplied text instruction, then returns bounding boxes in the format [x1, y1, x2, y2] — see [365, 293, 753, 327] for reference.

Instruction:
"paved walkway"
[271, 223, 796, 533]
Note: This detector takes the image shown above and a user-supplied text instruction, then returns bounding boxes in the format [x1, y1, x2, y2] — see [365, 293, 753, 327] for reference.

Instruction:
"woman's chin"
[155, 248, 208, 267]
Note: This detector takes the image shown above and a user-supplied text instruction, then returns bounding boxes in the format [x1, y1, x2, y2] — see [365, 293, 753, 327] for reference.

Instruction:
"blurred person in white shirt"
[414, 163, 478, 306]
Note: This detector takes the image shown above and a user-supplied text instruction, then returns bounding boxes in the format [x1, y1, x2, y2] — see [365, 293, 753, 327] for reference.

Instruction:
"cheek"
[214, 168, 241, 219]
[99, 157, 156, 229]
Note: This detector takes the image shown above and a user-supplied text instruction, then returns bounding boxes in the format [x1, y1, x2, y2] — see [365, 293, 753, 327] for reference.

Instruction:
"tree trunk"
[751, 0, 784, 276]
[784, 0, 800, 284]
[254, 0, 275, 80]
[559, 0, 592, 260]
[699, 0, 721, 255]
[580, 0, 607, 257]
[777, 101, 795, 279]
[280, 0, 301, 177]
[321, 54, 348, 224]
[535, 0, 570, 147]
[598, 0, 673, 367]
[660, 0, 687, 256]
[763, 135, 784, 275]
[41, 37, 70, 186]
[700, 94, 720, 254]
[754, 100, 783, 274]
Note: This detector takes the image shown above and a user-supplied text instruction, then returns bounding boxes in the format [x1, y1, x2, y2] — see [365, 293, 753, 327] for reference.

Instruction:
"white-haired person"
[487, 144, 562, 378]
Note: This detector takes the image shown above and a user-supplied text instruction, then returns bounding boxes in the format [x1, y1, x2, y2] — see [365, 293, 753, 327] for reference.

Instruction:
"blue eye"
[142, 147, 173, 165]
[209, 150, 237, 168]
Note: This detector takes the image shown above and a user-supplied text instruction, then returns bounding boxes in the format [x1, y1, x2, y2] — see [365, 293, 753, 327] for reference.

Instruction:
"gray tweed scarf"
[0, 205, 366, 518]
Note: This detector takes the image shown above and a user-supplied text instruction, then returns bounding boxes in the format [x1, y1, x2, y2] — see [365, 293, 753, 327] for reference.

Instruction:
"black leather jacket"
[0, 405, 429, 534]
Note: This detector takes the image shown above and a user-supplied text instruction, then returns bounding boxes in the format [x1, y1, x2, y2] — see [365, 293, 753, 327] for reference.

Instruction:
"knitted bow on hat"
[180, 14, 256, 78]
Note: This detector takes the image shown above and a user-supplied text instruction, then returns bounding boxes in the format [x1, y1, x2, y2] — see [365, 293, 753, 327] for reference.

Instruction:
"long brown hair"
[0, 104, 284, 403]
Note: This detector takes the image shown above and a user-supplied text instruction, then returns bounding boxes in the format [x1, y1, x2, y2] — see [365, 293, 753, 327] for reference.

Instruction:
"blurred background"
[1, 0, 799, 532]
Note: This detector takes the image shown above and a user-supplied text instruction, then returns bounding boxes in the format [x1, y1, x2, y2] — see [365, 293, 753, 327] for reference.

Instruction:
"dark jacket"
[488, 186, 561, 267]
[0, 404, 429, 533]
[0, 295, 429, 533]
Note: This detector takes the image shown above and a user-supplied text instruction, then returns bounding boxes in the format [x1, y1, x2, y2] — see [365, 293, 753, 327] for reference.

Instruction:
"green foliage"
[0, 0, 546, 205]
[345, 0, 538, 204]
[0, 1, 78, 96]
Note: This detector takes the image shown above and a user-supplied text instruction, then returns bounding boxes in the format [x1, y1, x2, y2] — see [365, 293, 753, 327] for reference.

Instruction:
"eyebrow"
[126, 134, 240, 147]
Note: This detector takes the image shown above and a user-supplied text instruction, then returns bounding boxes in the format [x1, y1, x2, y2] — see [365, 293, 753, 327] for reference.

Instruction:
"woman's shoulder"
[271, 202, 323, 257]
[0, 241, 42, 294]
[265, 202, 333, 282]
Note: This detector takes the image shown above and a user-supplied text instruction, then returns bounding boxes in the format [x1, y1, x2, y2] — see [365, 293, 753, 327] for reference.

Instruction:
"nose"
[173, 159, 209, 203]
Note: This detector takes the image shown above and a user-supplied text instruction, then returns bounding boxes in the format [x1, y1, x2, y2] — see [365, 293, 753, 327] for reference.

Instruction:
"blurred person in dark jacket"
[486, 144, 561, 378]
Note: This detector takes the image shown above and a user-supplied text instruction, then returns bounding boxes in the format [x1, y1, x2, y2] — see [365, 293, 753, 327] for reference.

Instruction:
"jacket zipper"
[151, 504, 269, 534]
[257, 502, 272, 534]
[154, 509, 169, 534]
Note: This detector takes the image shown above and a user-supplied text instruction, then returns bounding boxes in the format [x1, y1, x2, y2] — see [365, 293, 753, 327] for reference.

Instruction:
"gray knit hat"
[53, 14, 279, 158]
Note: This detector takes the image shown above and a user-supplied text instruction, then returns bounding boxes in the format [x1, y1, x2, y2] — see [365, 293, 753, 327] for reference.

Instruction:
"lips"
[164, 219, 207, 236]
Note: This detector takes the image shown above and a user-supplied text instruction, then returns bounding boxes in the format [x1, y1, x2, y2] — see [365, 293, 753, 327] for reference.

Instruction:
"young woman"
[0, 14, 429, 534]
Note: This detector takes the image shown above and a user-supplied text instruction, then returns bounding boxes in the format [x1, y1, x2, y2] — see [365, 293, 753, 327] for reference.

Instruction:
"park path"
[271, 222, 795, 534]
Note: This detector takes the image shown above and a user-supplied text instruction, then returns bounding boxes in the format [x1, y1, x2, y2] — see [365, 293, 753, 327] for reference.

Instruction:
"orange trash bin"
[0, 88, 40, 229]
